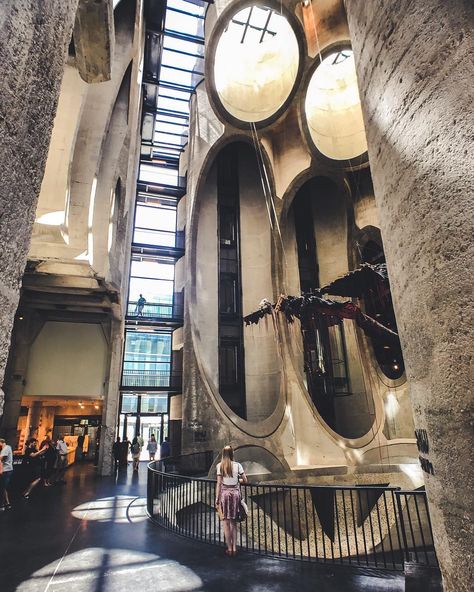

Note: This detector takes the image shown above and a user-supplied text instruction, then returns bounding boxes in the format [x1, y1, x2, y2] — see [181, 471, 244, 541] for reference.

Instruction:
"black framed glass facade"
[120, 1, 208, 448]
[122, 330, 172, 388]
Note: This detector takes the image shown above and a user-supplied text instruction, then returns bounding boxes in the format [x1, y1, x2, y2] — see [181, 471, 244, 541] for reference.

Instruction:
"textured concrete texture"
[0, 0, 79, 414]
[73, 0, 114, 83]
[345, 1, 474, 590]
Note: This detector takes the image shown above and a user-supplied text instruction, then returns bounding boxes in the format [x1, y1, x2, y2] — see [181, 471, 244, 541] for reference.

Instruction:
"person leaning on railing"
[215, 445, 248, 557]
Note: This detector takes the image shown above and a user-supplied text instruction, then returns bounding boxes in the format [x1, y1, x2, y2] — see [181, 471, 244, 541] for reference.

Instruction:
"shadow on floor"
[0, 463, 407, 592]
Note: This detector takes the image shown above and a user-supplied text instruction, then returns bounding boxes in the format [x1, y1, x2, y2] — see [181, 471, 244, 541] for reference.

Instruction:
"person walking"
[0, 438, 13, 511]
[146, 434, 158, 461]
[55, 435, 70, 484]
[120, 436, 130, 468]
[112, 436, 121, 470]
[22, 438, 48, 498]
[130, 437, 141, 471]
[160, 436, 170, 459]
[215, 445, 247, 556]
[76, 433, 85, 461]
[40, 436, 58, 486]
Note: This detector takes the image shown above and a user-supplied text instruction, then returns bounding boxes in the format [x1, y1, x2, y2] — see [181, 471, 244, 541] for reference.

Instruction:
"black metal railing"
[161, 450, 214, 477]
[121, 369, 182, 389]
[127, 301, 184, 320]
[147, 462, 438, 571]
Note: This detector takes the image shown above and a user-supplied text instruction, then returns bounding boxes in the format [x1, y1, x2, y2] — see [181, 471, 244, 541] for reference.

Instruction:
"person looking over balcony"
[135, 294, 146, 316]
[215, 445, 248, 556]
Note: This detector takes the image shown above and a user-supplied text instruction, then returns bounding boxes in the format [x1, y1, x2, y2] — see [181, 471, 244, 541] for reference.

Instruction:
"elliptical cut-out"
[213, 5, 300, 123]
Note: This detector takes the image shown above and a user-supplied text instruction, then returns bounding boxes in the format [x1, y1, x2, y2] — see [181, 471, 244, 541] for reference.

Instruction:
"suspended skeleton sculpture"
[243, 264, 401, 400]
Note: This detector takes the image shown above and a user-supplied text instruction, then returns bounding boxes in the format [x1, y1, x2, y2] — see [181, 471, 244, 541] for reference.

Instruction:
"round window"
[305, 49, 367, 160]
[213, 5, 300, 123]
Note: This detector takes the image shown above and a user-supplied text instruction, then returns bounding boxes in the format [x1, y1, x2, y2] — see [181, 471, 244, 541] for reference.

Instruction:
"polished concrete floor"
[0, 463, 406, 592]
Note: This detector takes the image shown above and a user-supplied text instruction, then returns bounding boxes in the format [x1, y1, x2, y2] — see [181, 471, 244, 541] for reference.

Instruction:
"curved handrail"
[147, 458, 438, 570]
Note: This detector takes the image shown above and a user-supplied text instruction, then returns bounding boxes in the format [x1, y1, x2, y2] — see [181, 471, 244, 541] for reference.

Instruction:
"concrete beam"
[74, 0, 115, 83]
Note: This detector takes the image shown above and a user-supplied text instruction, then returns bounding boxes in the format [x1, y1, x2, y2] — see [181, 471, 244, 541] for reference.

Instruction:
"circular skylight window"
[305, 50, 368, 160]
[213, 5, 300, 123]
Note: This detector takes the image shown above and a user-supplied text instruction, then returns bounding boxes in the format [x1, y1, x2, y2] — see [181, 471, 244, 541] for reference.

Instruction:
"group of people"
[112, 434, 170, 471]
[0, 434, 70, 510]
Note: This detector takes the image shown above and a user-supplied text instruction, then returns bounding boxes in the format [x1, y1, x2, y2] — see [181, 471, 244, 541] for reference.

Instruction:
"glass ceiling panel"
[131, 260, 176, 281]
[157, 95, 190, 114]
[154, 132, 187, 147]
[139, 164, 179, 185]
[165, 10, 204, 38]
[161, 49, 202, 74]
[163, 35, 204, 57]
[161, 65, 194, 87]
[155, 120, 188, 135]
[168, 0, 207, 17]
[159, 86, 192, 102]
[136, 205, 176, 231]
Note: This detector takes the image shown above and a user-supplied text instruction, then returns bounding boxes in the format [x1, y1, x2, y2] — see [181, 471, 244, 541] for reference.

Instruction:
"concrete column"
[98, 317, 124, 475]
[1, 318, 31, 446]
[26, 402, 43, 440]
[0, 0, 79, 415]
[344, 2, 474, 590]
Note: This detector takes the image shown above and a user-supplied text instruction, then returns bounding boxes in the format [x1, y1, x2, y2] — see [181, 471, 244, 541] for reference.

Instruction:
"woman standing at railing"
[215, 445, 247, 556]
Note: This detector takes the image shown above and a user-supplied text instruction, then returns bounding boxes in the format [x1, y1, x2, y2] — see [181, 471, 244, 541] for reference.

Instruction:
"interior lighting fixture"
[302, 0, 311, 6]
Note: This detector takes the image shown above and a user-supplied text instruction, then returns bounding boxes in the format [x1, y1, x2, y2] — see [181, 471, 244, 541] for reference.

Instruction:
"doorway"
[118, 393, 169, 461]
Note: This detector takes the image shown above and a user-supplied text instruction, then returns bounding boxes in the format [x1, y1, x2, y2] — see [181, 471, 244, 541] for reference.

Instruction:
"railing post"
[395, 490, 409, 566]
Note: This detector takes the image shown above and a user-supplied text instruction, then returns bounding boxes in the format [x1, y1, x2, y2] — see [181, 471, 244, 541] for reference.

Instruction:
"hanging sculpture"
[243, 263, 399, 346]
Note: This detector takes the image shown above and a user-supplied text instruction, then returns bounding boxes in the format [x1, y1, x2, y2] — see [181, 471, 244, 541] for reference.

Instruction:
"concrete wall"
[180, 0, 422, 491]
[25, 322, 107, 398]
[0, 0, 79, 412]
[239, 144, 280, 421]
[345, 1, 474, 589]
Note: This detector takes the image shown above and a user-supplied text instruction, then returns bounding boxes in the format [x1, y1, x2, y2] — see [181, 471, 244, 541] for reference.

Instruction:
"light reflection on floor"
[72, 495, 148, 523]
[16, 548, 203, 592]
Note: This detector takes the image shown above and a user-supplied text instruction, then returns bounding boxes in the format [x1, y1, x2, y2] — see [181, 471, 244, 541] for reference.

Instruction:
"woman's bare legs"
[230, 520, 237, 553]
[23, 478, 41, 497]
[223, 519, 232, 551]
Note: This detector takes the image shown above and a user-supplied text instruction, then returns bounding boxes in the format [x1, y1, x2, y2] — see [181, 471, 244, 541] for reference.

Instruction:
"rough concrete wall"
[345, 2, 474, 590]
[0, 0, 79, 414]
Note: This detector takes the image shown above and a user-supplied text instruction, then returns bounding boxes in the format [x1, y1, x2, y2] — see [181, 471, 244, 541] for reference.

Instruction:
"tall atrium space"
[0, 1, 472, 591]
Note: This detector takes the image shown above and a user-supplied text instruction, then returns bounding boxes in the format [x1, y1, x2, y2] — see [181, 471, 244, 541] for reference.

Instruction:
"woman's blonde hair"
[220, 445, 234, 477]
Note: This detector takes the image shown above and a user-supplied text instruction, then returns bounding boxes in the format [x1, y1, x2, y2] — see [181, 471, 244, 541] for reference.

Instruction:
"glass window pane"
[165, 10, 204, 38]
[131, 260, 175, 280]
[161, 65, 194, 88]
[128, 277, 174, 303]
[140, 395, 168, 414]
[139, 164, 179, 185]
[164, 35, 204, 57]
[157, 95, 189, 114]
[124, 332, 172, 361]
[121, 394, 138, 413]
[162, 49, 201, 73]
[135, 205, 176, 232]
[133, 228, 176, 247]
